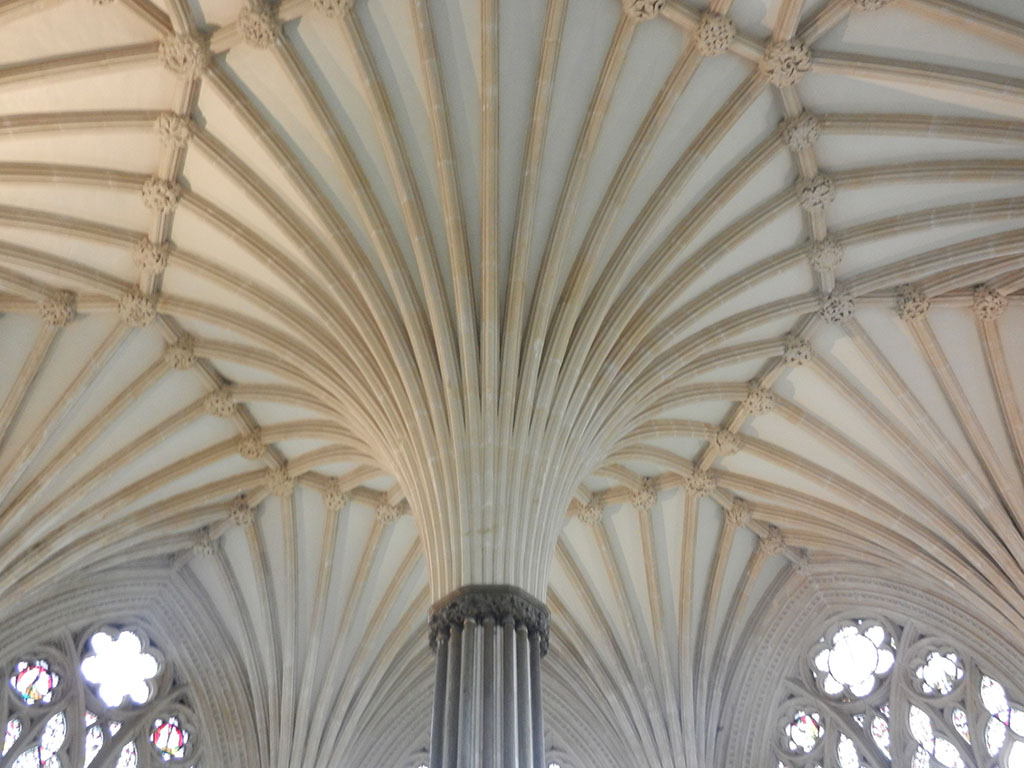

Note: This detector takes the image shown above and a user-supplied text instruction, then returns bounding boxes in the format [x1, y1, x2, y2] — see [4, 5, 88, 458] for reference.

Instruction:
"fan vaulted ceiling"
[0, 0, 1023, 765]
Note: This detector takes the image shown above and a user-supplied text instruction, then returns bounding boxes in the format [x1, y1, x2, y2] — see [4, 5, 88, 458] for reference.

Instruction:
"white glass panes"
[836, 734, 859, 768]
[779, 620, 1024, 768]
[786, 711, 824, 753]
[915, 652, 963, 695]
[813, 624, 894, 697]
[80, 631, 158, 707]
[870, 716, 890, 758]
[115, 741, 138, 768]
[1009, 741, 1024, 768]
[951, 708, 970, 744]
[7, 627, 197, 768]
[3, 720, 22, 756]
[39, 713, 67, 761]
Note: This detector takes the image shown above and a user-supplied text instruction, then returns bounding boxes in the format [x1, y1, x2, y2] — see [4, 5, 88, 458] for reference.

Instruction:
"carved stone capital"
[631, 477, 657, 514]
[132, 236, 170, 275]
[714, 429, 741, 455]
[158, 34, 209, 79]
[323, 478, 348, 513]
[782, 112, 820, 152]
[820, 290, 855, 324]
[695, 12, 735, 56]
[797, 174, 835, 212]
[192, 529, 215, 557]
[578, 498, 603, 524]
[203, 388, 235, 417]
[155, 113, 192, 150]
[165, 335, 197, 369]
[725, 499, 751, 527]
[759, 525, 785, 555]
[239, 6, 281, 48]
[375, 497, 399, 523]
[39, 290, 76, 328]
[264, 467, 294, 497]
[783, 336, 811, 366]
[621, 0, 665, 20]
[684, 470, 716, 498]
[310, 0, 353, 17]
[744, 384, 776, 415]
[118, 288, 156, 327]
[231, 496, 255, 527]
[428, 585, 551, 655]
[973, 285, 1007, 322]
[896, 283, 930, 323]
[141, 177, 181, 213]
[808, 238, 844, 272]
[238, 430, 265, 460]
[760, 40, 811, 87]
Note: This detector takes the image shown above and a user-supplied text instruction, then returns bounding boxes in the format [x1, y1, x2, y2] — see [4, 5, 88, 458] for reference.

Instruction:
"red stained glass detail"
[150, 718, 188, 761]
[10, 662, 58, 706]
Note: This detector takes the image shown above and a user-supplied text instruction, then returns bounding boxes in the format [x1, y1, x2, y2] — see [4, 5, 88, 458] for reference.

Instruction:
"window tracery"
[775, 618, 1024, 768]
[1, 626, 200, 768]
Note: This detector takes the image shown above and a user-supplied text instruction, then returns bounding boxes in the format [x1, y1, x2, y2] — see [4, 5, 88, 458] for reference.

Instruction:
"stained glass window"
[80, 631, 158, 707]
[150, 717, 189, 761]
[776, 618, 1023, 768]
[4, 719, 22, 756]
[914, 651, 963, 695]
[10, 661, 59, 705]
[786, 711, 824, 753]
[83, 713, 103, 768]
[10, 712, 66, 768]
[811, 622, 894, 698]
[115, 741, 138, 768]
[5, 626, 200, 768]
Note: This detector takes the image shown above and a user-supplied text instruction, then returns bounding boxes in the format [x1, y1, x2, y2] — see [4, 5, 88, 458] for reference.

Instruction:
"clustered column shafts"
[428, 585, 550, 767]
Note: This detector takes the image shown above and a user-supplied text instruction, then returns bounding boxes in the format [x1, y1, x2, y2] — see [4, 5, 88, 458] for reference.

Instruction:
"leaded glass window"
[775, 618, 1024, 768]
[1, 626, 201, 768]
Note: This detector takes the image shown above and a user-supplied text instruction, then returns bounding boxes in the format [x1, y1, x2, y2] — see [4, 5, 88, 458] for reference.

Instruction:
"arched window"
[2, 626, 200, 768]
[775, 618, 1024, 768]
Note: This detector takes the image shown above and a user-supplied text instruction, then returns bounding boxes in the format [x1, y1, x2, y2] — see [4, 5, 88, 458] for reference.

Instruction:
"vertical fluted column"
[428, 585, 550, 768]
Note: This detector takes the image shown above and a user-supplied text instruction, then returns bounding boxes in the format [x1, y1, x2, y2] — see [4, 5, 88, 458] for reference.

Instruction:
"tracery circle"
[9, 661, 59, 706]
[785, 710, 824, 753]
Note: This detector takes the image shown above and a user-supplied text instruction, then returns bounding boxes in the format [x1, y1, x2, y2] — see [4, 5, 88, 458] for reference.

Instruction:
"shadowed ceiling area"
[0, 0, 1022, 765]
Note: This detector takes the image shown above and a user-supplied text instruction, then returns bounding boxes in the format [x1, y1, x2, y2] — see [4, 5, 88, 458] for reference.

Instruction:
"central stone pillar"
[428, 585, 550, 767]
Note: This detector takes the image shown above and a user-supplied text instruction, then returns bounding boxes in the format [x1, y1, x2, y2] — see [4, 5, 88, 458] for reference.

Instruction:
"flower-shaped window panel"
[914, 652, 963, 696]
[777, 619, 1024, 768]
[812, 623, 894, 697]
[80, 631, 158, 707]
[3, 625, 201, 768]
[786, 710, 824, 753]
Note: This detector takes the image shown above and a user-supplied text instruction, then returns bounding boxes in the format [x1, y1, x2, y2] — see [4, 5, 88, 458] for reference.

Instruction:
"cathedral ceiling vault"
[0, 0, 1022, 765]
